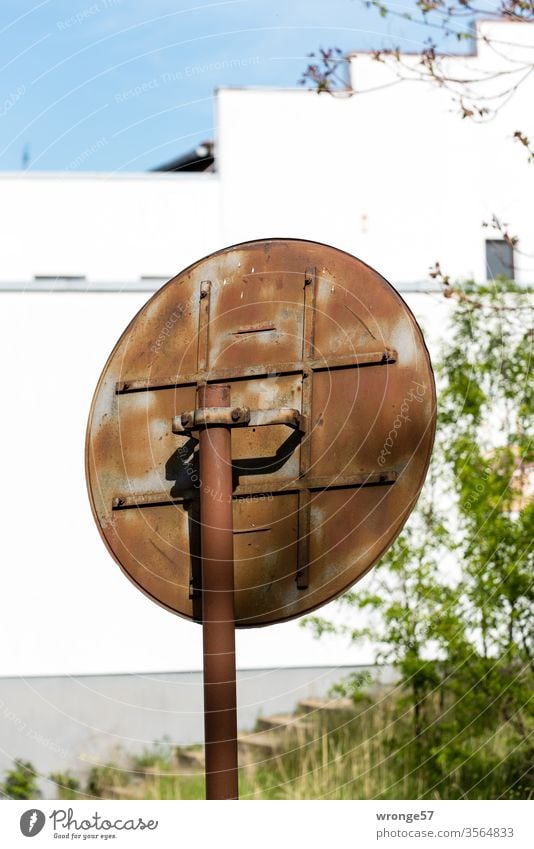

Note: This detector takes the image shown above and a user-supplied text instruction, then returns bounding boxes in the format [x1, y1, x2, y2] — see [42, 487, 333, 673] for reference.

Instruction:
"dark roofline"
[151, 141, 215, 173]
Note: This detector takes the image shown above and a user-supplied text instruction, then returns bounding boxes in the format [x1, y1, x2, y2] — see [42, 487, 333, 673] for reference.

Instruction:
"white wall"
[218, 20, 533, 286]
[0, 173, 220, 284]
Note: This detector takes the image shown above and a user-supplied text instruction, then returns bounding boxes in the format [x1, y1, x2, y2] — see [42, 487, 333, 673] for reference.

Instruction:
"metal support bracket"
[172, 406, 306, 433]
[297, 265, 316, 590]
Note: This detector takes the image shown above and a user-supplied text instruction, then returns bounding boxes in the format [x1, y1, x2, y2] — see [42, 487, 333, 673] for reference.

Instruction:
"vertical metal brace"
[187, 280, 212, 603]
[297, 266, 315, 589]
[197, 280, 211, 374]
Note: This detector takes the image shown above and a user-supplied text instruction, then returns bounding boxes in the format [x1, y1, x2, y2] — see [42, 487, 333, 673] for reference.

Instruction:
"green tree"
[0, 760, 40, 800]
[49, 771, 80, 800]
[306, 278, 533, 798]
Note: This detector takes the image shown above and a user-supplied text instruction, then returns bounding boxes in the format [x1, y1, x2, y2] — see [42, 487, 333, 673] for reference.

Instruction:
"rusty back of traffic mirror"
[86, 238, 436, 626]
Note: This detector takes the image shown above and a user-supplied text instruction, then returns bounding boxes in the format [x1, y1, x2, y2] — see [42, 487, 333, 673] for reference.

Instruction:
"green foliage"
[240, 694, 533, 800]
[304, 279, 534, 799]
[49, 771, 80, 800]
[132, 737, 173, 772]
[0, 759, 39, 800]
[330, 669, 373, 701]
[83, 744, 204, 801]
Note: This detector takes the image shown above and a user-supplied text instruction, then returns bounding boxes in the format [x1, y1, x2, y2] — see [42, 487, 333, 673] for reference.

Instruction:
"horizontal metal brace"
[172, 406, 306, 433]
[112, 490, 196, 509]
[115, 348, 397, 394]
[234, 470, 397, 496]
[111, 470, 397, 510]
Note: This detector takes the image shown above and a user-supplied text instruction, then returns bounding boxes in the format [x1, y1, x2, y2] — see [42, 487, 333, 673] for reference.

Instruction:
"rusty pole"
[197, 383, 239, 800]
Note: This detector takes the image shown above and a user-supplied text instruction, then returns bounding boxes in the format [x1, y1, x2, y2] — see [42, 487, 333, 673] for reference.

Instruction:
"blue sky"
[0, 0, 476, 171]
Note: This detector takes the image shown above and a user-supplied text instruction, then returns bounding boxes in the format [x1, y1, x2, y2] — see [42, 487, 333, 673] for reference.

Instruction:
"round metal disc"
[86, 238, 436, 627]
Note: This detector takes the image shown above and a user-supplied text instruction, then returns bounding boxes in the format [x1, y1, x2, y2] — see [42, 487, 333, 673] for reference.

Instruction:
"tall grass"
[54, 689, 532, 801]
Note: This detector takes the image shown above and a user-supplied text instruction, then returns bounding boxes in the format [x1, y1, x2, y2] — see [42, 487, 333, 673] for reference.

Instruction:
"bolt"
[181, 413, 192, 428]
[231, 408, 241, 421]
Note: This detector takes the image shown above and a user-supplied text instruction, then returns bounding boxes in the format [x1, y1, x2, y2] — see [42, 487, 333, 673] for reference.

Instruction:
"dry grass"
[56, 691, 531, 801]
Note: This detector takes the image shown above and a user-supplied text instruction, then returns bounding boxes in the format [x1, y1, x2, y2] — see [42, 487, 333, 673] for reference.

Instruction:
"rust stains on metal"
[86, 238, 436, 627]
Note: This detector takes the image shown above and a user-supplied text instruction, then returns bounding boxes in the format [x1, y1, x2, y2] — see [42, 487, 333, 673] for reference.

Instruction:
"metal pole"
[197, 383, 239, 800]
